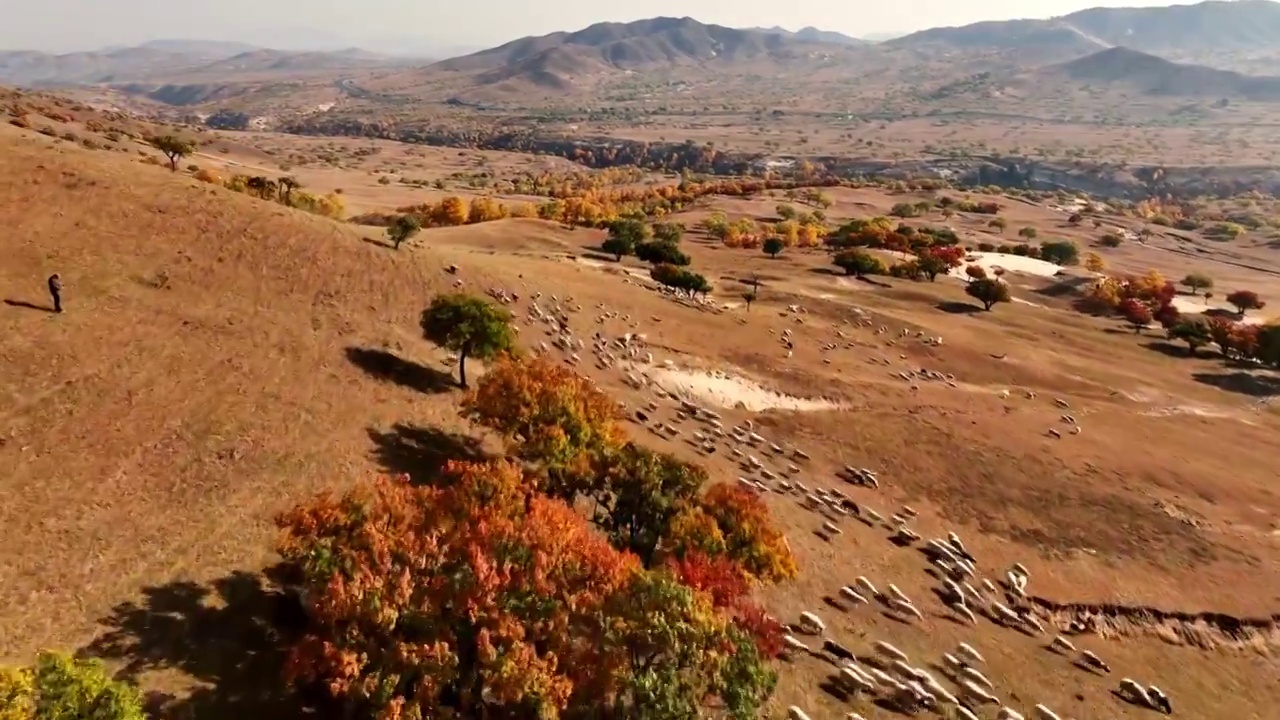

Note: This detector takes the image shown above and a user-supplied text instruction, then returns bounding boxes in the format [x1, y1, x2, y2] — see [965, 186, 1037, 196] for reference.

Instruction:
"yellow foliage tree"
[434, 196, 470, 226]
[1083, 252, 1106, 272]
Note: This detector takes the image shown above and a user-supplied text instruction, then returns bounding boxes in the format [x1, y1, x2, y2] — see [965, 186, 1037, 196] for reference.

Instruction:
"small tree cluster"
[279, 350, 800, 719]
[0, 652, 145, 720]
[651, 263, 711, 298]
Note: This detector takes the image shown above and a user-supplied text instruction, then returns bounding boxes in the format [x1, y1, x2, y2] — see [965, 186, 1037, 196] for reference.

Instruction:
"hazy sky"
[0, 0, 1217, 53]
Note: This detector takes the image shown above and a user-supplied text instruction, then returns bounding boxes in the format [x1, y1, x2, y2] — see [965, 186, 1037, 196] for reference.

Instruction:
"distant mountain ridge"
[1045, 45, 1280, 101]
[890, 0, 1280, 61]
[0, 42, 413, 87]
[431, 16, 859, 93]
[746, 26, 867, 45]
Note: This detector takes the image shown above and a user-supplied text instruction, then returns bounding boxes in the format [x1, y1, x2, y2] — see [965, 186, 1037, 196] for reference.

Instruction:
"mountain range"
[7, 1, 1280, 105]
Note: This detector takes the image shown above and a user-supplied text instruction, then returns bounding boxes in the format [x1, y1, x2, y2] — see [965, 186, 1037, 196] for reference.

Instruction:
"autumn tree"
[276, 464, 640, 720]
[577, 442, 706, 565]
[0, 652, 146, 720]
[775, 203, 797, 220]
[148, 134, 195, 171]
[420, 293, 515, 388]
[763, 236, 785, 258]
[1168, 317, 1212, 355]
[676, 482, 798, 584]
[594, 569, 778, 720]
[1018, 226, 1038, 240]
[1226, 289, 1265, 316]
[964, 264, 988, 282]
[833, 249, 885, 277]
[1117, 298, 1153, 333]
[433, 196, 470, 226]
[965, 278, 1012, 311]
[1181, 272, 1213, 295]
[1083, 252, 1106, 273]
[916, 245, 964, 281]
[386, 214, 421, 250]
[463, 354, 623, 473]
[988, 217, 1007, 232]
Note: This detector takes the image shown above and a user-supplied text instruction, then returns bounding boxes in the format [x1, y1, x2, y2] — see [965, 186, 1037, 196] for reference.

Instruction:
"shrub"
[965, 278, 1011, 310]
[1098, 233, 1123, 247]
[0, 652, 145, 720]
[832, 250, 886, 277]
[1039, 239, 1080, 266]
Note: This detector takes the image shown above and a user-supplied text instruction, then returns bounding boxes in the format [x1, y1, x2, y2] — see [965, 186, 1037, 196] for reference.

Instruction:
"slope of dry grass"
[3, 113, 1280, 720]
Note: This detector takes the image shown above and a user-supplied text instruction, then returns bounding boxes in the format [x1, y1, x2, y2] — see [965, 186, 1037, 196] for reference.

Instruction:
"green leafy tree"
[965, 278, 1012, 311]
[1168, 317, 1212, 355]
[386, 214, 421, 250]
[652, 222, 685, 245]
[762, 237, 785, 258]
[833, 249, 886, 277]
[635, 240, 690, 266]
[1018, 226, 1038, 240]
[1181, 272, 1213, 295]
[774, 204, 797, 220]
[0, 652, 146, 720]
[420, 293, 515, 387]
[148, 135, 196, 172]
[1039, 239, 1080, 266]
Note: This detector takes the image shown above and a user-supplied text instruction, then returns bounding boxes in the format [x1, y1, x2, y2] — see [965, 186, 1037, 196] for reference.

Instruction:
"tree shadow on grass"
[936, 300, 984, 315]
[344, 346, 456, 394]
[366, 422, 486, 485]
[1141, 341, 1197, 359]
[80, 567, 324, 720]
[1192, 371, 1280, 397]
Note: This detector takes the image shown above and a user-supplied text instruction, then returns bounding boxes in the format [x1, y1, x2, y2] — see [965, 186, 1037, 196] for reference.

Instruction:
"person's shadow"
[4, 298, 56, 313]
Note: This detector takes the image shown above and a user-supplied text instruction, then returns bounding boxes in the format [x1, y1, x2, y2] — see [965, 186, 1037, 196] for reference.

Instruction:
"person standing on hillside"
[47, 273, 63, 313]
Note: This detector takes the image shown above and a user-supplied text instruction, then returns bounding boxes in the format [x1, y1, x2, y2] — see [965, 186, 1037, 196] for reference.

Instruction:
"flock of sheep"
[472, 279, 1171, 720]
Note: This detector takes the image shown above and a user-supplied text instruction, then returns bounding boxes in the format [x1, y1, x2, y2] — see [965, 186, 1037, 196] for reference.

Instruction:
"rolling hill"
[890, 0, 1280, 64]
[748, 25, 867, 45]
[1043, 45, 1280, 101]
[0, 43, 412, 87]
[430, 16, 857, 90]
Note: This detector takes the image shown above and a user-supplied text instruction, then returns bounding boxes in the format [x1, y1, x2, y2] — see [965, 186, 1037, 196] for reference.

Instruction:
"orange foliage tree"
[669, 482, 799, 585]
[461, 354, 624, 480]
[276, 461, 637, 719]
[277, 462, 780, 719]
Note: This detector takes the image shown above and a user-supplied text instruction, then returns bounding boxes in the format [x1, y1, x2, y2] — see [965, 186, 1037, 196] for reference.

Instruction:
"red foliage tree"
[1226, 289, 1266, 316]
[1117, 298, 1153, 333]
[1153, 301, 1181, 329]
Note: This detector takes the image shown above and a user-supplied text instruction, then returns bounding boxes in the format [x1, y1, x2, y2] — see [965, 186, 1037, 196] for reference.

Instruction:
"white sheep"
[950, 601, 978, 624]
[960, 679, 999, 705]
[955, 706, 980, 720]
[786, 706, 812, 720]
[839, 586, 869, 605]
[798, 611, 826, 635]
[887, 583, 910, 603]
[874, 640, 909, 663]
[958, 642, 985, 664]
[960, 665, 995, 690]
[890, 598, 923, 621]
[1119, 678, 1153, 708]
[1032, 704, 1061, 720]
[854, 576, 878, 598]
[782, 635, 810, 655]
[1047, 636, 1075, 655]
[1148, 685, 1172, 714]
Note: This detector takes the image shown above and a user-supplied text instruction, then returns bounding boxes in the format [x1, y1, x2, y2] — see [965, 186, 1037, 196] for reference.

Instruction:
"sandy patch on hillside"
[646, 366, 843, 412]
[951, 252, 1064, 279]
[1167, 296, 1272, 325]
